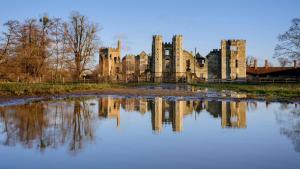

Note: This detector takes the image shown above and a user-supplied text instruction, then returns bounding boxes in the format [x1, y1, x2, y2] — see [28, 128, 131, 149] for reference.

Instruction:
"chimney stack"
[294, 60, 297, 69]
[264, 59, 269, 69]
[117, 40, 121, 51]
[254, 59, 257, 69]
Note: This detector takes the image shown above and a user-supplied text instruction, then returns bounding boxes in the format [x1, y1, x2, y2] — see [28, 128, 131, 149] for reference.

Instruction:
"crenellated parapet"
[99, 40, 122, 81]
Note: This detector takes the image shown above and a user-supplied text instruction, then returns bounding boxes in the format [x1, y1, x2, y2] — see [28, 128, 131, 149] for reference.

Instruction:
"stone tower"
[151, 35, 206, 83]
[152, 35, 163, 82]
[221, 40, 246, 80]
[99, 40, 122, 81]
[117, 40, 121, 52]
[172, 35, 184, 82]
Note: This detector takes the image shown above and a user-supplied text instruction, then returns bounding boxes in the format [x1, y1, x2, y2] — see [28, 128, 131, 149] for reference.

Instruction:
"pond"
[0, 96, 299, 169]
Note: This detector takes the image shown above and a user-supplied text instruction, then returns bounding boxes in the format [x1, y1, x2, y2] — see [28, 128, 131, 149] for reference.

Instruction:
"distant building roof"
[247, 67, 300, 76]
[195, 53, 205, 59]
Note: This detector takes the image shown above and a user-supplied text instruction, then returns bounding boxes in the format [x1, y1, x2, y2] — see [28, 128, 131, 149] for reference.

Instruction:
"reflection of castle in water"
[98, 97, 121, 127]
[207, 101, 247, 128]
[0, 97, 248, 152]
[97, 96, 247, 132]
[150, 98, 205, 132]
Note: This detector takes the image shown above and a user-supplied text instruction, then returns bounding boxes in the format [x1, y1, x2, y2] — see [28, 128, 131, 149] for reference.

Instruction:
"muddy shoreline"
[0, 87, 299, 106]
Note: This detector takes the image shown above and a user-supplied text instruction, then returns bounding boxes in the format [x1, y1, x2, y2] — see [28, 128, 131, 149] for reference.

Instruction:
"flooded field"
[0, 95, 299, 169]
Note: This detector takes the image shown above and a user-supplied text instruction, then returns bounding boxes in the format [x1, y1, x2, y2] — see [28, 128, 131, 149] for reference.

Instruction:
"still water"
[0, 96, 299, 169]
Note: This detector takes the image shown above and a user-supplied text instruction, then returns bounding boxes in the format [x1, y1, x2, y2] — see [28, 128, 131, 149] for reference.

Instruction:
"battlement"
[153, 35, 163, 40]
[212, 49, 221, 52]
[221, 39, 246, 44]
[163, 42, 172, 46]
[99, 40, 121, 53]
[172, 34, 183, 38]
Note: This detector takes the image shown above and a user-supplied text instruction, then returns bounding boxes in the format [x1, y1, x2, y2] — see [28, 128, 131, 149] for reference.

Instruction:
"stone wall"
[136, 51, 149, 75]
[152, 35, 163, 82]
[150, 35, 208, 83]
[221, 40, 246, 80]
[207, 49, 221, 79]
[99, 40, 122, 81]
[173, 35, 184, 82]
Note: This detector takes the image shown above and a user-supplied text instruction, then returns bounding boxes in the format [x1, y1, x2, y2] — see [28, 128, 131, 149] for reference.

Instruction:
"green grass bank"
[0, 82, 299, 101]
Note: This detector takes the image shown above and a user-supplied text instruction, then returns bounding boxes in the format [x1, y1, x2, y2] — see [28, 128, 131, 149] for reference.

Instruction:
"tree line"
[0, 12, 299, 82]
[0, 11, 99, 82]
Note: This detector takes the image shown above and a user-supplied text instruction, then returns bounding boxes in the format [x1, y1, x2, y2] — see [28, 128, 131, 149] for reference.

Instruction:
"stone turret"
[117, 40, 121, 52]
[152, 35, 163, 82]
[172, 35, 184, 82]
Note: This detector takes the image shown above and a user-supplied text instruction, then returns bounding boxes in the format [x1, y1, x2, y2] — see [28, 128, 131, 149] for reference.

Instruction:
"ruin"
[207, 40, 247, 81]
[99, 36, 249, 83]
[151, 35, 208, 83]
[99, 40, 122, 82]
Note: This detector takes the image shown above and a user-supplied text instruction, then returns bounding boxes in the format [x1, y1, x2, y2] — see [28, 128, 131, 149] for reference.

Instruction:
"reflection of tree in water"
[69, 100, 94, 153]
[0, 99, 96, 154]
[276, 103, 300, 153]
[0, 104, 47, 148]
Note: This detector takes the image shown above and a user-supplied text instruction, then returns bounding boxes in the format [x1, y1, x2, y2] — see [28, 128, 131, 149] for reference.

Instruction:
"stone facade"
[99, 40, 122, 81]
[152, 35, 163, 82]
[207, 40, 246, 81]
[151, 35, 208, 83]
[135, 51, 149, 75]
[122, 54, 136, 75]
[207, 49, 221, 79]
[98, 37, 247, 83]
[122, 54, 136, 82]
[121, 51, 150, 82]
[221, 40, 246, 80]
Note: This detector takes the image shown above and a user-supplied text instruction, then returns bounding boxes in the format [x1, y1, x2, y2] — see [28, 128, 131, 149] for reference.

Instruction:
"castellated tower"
[172, 35, 184, 82]
[152, 35, 163, 82]
[151, 34, 207, 83]
[221, 40, 246, 80]
[99, 40, 122, 81]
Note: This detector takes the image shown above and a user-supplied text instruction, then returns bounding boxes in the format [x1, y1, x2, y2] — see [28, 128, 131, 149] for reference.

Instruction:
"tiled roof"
[247, 67, 299, 75]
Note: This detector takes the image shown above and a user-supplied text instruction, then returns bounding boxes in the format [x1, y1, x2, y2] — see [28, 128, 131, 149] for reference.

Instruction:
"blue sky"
[0, 0, 299, 65]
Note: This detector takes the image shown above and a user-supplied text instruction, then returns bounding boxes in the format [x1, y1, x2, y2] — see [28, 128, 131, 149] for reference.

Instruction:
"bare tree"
[17, 18, 52, 80]
[278, 57, 290, 67]
[246, 55, 255, 67]
[274, 18, 300, 62]
[63, 12, 99, 81]
[0, 21, 19, 63]
[0, 16, 53, 82]
[49, 18, 71, 82]
[0, 21, 20, 79]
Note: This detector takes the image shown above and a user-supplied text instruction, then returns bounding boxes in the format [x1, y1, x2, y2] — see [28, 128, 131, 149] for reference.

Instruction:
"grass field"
[191, 83, 300, 99]
[0, 82, 299, 100]
[0, 83, 120, 96]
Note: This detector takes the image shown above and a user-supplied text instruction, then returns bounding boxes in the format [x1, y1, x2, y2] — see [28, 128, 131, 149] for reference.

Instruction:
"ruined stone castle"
[151, 35, 208, 83]
[98, 35, 247, 83]
[207, 40, 246, 81]
[99, 40, 122, 81]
